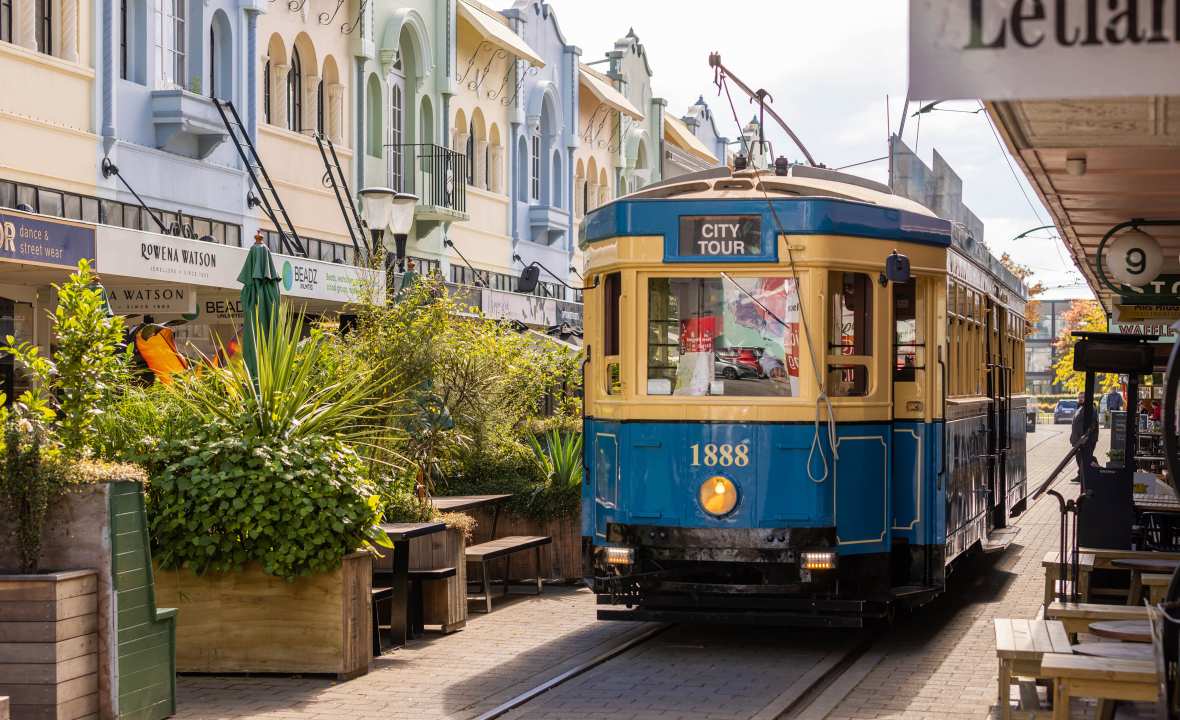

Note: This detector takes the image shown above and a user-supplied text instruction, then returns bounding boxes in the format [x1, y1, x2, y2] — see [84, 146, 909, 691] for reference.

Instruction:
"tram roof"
[582, 167, 952, 247]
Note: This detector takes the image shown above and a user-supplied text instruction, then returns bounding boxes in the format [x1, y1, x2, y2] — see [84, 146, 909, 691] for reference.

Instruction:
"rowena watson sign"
[909, 0, 1180, 100]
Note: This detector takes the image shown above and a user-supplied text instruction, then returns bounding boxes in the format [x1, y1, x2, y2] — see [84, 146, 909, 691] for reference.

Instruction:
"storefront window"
[646, 275, 799, 397]
[1027, 345, 1052, 373]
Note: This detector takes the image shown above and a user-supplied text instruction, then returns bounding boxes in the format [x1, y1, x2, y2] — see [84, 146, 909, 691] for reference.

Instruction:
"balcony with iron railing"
[385, 143, 469, 222]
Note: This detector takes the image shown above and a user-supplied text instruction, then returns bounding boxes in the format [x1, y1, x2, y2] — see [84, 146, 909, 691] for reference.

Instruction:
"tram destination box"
[678, 215, 761, 258]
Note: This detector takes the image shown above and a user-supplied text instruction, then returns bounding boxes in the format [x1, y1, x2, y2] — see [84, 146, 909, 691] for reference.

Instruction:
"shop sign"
[196, 295, 244, 321]
[0, 210, 95, 269]
[105, 285, 197, 315]
[1118, 274, 1180, 305]
[909, 0, 1180, 100]
[481, 289, 556, 326]
[556, 300, 583, 326]
[278, 258, 379, 304]
[97, 226, 240, 287]
[1111, 304, 1178, 341]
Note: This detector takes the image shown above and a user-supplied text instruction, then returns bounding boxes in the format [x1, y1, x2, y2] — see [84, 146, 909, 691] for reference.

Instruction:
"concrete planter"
[0, 481, 175, 720]
[153, 551, 372, 679]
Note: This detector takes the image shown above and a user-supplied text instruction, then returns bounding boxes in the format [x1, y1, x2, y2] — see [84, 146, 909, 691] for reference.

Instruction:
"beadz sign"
[0, 210, 95, 269]
[678, 216, 761, 257]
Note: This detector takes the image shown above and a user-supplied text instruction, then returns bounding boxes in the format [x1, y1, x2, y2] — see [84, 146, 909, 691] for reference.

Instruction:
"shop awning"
[664, 115, 717, 165]
[578, 66, 643, 121]
[457, 0, 544, 68]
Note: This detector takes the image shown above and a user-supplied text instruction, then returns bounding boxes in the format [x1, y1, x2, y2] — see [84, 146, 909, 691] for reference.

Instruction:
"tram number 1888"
[690, 443, 750, 467]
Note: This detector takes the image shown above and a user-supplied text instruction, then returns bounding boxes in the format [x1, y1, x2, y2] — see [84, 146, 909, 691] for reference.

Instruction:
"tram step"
[982, 527, 1022, 554]
[890, 585, 939, 607]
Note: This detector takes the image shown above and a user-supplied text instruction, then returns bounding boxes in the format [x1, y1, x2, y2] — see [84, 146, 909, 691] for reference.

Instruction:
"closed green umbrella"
[238, 234, 281, 378]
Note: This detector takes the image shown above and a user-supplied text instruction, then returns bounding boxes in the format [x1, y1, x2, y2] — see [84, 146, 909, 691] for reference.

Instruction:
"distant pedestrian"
[1071, 392, 1098, 482]
[1105, 387, 1124, 412]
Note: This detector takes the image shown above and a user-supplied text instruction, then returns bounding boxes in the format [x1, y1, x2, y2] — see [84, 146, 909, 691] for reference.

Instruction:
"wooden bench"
[1044, 601, 1148, 636]
[1143, 572, 1172, 604]
[1042, 653, 1157, 720]
[408, 567, 457, 635]
[995, 619, 1074, 719]
[1080, 547, 1180, 601]
[1042, 551, 1095, 605]
[466, 536, 551, 613]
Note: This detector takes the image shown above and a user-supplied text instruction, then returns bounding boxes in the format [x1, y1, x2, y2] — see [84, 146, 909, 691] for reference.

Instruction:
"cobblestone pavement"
[175, 424, 1135, 720]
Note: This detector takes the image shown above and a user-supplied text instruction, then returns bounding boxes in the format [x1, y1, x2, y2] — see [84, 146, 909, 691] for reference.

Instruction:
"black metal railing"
[385, 143, 467, 214]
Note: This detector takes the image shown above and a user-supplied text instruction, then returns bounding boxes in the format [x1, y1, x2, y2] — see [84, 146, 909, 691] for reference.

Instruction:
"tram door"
[985, 297, 1011, 530]
[891, 279, 928, 585]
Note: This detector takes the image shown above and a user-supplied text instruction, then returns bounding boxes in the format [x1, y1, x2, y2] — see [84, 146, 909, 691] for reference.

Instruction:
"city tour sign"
[909, 0, 1180, 100]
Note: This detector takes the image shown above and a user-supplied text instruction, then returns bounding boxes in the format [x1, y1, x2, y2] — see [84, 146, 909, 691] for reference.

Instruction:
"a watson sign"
[910, 0, 1180, 100]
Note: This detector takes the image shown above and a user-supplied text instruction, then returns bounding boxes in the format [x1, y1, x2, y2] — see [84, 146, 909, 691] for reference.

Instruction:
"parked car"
[1026, 405, 1036, 433]
[1053, 399, 1079, 424]
[714, 353, 760, 380]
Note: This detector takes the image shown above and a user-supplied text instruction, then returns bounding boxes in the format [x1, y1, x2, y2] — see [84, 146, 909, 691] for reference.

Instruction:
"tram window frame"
[826, 271, 874, 398]
[892, 278, 924, 383]
[603, 272, 622, 396]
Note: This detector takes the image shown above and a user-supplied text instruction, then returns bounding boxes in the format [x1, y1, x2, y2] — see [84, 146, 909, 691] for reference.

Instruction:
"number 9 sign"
[1106, 228, 1162, 287]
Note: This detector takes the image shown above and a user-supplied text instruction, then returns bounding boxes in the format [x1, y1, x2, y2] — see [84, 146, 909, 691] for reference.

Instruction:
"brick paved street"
[174, 424, 1137, 720]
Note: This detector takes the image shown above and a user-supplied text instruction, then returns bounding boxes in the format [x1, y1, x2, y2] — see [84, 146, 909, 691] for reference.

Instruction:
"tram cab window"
[893, 279, 924, 382]
[827, 272, 873, 397]
[645, 275, 799, 397]
[604, 272, 622, 395]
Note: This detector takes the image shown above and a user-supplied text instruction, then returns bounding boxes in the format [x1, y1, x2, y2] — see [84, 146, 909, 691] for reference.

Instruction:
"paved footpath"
[176, 424, 1140, 720]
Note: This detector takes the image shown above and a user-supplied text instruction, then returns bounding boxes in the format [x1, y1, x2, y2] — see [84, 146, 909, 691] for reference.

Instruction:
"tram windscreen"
[646, 276, 799, 397]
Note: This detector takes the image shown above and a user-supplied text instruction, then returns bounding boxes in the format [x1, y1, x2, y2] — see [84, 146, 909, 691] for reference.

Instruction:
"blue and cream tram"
[579, 165, 1028, 626]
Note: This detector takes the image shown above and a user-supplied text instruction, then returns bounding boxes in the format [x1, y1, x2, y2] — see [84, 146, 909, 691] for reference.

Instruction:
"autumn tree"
[1052, 299, 1118, 393]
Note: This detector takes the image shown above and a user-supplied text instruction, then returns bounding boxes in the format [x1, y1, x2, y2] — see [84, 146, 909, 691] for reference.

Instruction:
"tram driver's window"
[893, 279, 924, 382]
[827, 271, 873, 397]
[604, 272, 622, 395]
[646, 275, 799, 397]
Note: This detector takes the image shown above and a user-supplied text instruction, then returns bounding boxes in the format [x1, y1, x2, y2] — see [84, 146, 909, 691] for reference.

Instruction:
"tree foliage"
[999, 252, 1045, 338]
[1052, 299, 1118, 393]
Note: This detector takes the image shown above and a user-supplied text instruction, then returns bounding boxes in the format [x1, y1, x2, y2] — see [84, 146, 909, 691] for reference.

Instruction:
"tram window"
[645, 275, 799, 397]
[828, 365, 869, 397]
[893, 280, 924, 382]
[604, 273, 621, 357]
[828, 272, 872, 356]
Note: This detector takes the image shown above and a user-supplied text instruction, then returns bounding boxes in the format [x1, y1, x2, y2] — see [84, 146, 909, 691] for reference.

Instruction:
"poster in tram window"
[722, 278, 800, 397]
[680, 316, 717, 353]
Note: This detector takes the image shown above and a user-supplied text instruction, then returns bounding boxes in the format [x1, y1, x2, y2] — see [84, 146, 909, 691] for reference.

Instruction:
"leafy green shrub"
[149, 426, 384, 579]
[2, 259, 131, 457]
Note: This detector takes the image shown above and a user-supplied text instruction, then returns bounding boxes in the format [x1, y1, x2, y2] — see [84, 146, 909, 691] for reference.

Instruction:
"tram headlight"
[605, 546, 635, 566]
[801, 551, 837, 571]
[699, 476, 738, 516]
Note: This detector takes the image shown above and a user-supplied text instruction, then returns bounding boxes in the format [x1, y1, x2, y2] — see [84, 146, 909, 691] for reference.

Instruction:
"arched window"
[465, 119, 475, 186]
[263, 59, 271, 123]
[316, 78, 324, 134]
[582, 179, 588, 214]
[484, 143, 491, 191]
[287, 47, 302, 132]
[530, 134, 540, 201]
[551, 150, 562, 208]
[208, 11, 230, 100]
[388, 82, 402, 184]
[367, 73, 383, 159]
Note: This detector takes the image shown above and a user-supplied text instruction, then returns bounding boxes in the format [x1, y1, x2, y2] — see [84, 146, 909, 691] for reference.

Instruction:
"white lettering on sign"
[678, 215, 761, 257]
[700, 223, 742, 239]
[696, 240, 747, 255]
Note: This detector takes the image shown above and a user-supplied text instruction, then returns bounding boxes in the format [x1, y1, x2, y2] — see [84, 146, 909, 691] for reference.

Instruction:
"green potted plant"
[0, 260, 173, 720]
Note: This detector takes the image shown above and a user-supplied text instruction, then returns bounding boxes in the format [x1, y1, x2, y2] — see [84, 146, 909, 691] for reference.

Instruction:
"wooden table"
[431, 494, 512, 537]
[994, 619, 1073, 719]
[1134, 491, 1180, 514]
[1043, 653, 1157, 720]
[378, 522, 446, 648]
[1112, 557, 1179, 604]
[1071, 642, 1153, 661]
[1088, 620, 1151, 643]
[1143, 572, 1173, 603]
[1042, 551, 1095, 605]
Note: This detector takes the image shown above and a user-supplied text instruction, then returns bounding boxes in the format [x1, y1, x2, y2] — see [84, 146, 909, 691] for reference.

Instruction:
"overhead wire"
[715, 71, 838, 483]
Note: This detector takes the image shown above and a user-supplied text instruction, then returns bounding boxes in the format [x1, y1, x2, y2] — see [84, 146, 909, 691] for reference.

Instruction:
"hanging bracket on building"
[317, 0, 344, 25]
[458, 40, 508, 96]
[582, 104, 612, 144]
[1095, 218, 1180, 296]
[100, 158, 169, 235]
[287, 0, 308, 13]
[494, 63, 537, 106]
[340, 0, 367, 34]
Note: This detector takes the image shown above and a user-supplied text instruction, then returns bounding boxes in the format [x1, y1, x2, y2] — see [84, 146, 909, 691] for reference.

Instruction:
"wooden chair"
[994, 619, 1073, 719]
[1041, 653, 1156, 720]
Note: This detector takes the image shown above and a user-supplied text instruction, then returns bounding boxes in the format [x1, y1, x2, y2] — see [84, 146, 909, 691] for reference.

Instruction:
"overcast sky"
[543, 0, 1090, 297]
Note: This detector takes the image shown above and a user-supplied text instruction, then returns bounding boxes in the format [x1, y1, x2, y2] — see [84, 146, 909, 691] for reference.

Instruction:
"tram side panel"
[944, 399, 992, 563]
[1006, 397, 1028, 518]
[890, 420, 946, 587]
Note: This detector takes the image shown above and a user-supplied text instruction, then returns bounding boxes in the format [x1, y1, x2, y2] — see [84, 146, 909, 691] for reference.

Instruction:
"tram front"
[579, 169, 952, 626]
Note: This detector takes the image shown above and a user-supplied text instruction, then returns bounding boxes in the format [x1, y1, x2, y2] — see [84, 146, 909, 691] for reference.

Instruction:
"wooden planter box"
[0, 571, 99, 720]
[466, 509, 581, 582]
[153, 551, 371, 679]
[0, 481, 174, 720]
[373, 527, 468, 633]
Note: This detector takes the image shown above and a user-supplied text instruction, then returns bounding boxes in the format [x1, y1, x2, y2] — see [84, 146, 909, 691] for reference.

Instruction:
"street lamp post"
[358, 187, 417, 271]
